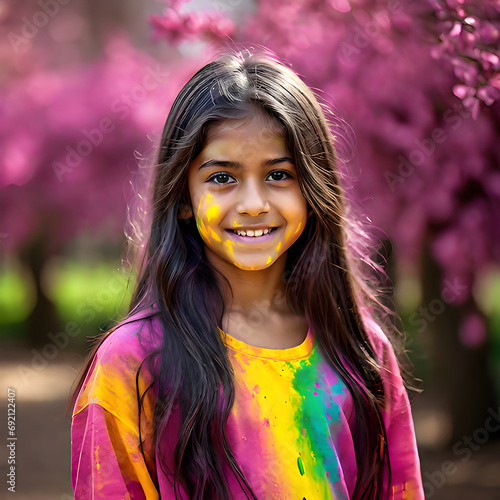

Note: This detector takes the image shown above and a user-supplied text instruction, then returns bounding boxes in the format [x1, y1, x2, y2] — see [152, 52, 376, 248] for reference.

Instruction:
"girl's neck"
[208, 249, 289, 316]
[207, 249, 309, 349]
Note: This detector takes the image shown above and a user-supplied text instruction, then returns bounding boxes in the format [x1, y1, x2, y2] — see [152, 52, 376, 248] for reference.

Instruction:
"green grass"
[0, 267, 35, 324]
[0, 258, 136, 340]
[44, 258, 135, 323]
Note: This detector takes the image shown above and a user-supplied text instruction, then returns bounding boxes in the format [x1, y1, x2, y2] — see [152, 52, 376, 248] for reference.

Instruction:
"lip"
[230, 225, 277, 231]
[225, 226, 280, 243]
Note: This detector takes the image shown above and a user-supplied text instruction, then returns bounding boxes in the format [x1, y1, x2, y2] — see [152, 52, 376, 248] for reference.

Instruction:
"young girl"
[69, 49, 425, 499]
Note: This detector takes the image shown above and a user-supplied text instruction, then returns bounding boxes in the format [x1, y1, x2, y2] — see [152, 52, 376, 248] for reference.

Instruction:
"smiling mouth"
[227, 227, 279, 238]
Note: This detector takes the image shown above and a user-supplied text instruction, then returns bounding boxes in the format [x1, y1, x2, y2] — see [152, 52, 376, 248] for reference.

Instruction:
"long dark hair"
[70, 48, 415, 499]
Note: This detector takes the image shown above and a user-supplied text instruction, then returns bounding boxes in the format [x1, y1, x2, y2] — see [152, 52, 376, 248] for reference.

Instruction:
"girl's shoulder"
[92, 306, 162, 365]
[362, 315, 398, 365]
[73, 306, 162, 419]
[361, 314, 409, 419]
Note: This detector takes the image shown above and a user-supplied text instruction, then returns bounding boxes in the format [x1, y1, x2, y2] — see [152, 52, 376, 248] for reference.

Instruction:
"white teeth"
[234, 228, 274, 237]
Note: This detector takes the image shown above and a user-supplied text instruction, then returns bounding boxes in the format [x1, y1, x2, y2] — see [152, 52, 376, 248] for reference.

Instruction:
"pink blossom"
[459, 312, 487, 348]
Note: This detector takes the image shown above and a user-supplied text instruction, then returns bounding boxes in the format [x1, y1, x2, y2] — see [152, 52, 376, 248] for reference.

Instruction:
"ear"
[178, 203, 194, 220]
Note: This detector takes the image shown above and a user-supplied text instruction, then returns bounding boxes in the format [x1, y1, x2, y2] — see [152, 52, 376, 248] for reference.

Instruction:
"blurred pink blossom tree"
[0, 30, 196, 343]
[149, 0, 500, 441]
[1, 0, 498, 441]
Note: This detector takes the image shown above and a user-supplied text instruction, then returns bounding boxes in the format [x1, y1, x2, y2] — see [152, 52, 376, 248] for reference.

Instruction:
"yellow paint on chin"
[266, 256, 272, 264]
[275, 241, 281, 252]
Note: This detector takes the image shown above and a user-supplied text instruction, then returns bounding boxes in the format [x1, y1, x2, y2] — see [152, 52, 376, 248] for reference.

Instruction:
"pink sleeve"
[364, 317, 425, 500]
[71, 403, 159, 499]
[70, 319, 160, 499]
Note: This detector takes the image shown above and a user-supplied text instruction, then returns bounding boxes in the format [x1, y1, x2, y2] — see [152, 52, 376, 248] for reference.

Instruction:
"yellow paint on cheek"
[197, 218, 211, 242]
[276, 241, 281, 252]
[223, 240, 235, 254]
[208, 227, 221, 242]
[206, 204, 219, 222]
[294, 222, 302, 234]
[196, 194, 221, 241]
[196, 193, 216, 218]
[196, 195, 204, 218]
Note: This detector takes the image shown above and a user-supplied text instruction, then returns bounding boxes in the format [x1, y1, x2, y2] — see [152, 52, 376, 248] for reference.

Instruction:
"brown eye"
[267, 171, 291, 181]
[208, 173, 236, 185]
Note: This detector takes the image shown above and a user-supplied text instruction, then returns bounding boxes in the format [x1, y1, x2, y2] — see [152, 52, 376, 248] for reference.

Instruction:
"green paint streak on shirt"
[287, 346, 343, 485]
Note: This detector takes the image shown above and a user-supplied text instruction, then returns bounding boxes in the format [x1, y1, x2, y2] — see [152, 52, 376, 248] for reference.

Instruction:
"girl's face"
[186, 115, 308, 272]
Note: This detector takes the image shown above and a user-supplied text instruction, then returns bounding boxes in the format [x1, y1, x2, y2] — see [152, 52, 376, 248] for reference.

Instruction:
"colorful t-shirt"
[71, 308, 424, 499]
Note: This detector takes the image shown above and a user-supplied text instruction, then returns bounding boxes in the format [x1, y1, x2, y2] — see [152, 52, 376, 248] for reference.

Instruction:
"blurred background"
[0, 0, 499, 498]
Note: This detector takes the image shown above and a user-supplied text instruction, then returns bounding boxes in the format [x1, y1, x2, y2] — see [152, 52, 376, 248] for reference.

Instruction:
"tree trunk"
[421, 249, 498, 443]
[19, 234, 61, 349]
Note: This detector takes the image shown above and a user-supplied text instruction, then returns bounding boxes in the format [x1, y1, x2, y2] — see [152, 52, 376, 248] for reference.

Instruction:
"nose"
[235, 179, 270, 216]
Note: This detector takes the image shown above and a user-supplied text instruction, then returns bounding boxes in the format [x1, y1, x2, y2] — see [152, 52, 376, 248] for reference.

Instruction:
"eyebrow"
[198, 157, 294, 171]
